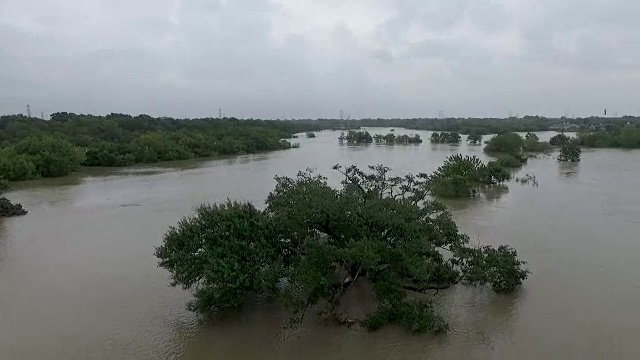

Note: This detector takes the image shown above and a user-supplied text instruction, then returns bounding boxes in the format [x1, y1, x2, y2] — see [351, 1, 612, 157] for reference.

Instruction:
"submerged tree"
[549, 133, 570, 146]
[342, 130, 374, 144]
[467, 134, 483, 145]
[428, 155, 511, 198]
[0, 179, 27, 217]
[558, 143, 581, 162]
[156, 164, 528, 334]
[430, 132, 462, 144]
[373, 133, 422, 144]
[484, 133, 525, 155]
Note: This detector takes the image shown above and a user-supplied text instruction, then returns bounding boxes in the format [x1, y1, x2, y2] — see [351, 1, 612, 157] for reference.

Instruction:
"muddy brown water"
[1, 129, 639, 359]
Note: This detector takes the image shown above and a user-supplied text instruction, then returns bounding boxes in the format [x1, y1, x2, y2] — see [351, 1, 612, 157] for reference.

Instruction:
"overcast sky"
[1, 0, 638, 119]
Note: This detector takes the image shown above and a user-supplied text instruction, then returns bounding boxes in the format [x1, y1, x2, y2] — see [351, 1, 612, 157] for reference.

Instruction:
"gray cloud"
[0, 0, 639, 118]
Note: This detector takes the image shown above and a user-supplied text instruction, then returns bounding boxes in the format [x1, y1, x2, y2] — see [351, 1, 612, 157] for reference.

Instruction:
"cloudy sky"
[1, 0, 638, 119]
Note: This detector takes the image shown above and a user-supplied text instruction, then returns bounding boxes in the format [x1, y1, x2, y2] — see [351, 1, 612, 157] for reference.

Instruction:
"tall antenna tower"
[26, 104, 31, 117]
[218, 108, 222, 119]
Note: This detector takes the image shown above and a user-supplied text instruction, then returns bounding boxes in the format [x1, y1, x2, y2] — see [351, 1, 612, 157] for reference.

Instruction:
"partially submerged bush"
[427, 154, 512, 198]
[558, 143, 581, 162]
[0, 197, 28, 217]
[0, 180, 27, 217]
[495, 154, 525, 168]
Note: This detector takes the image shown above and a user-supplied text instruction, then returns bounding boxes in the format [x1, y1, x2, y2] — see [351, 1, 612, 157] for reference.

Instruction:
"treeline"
[0, 113, 322, 181]
[288, 116, 639, 135]
[430, 132, 461, 144]
[373, 133, 422, 144]
[338, 130, 422, 144]
[574, 124, 640, 148]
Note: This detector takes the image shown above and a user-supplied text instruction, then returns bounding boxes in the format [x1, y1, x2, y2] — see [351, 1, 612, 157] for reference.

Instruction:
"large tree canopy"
[156, 163, 528, 334]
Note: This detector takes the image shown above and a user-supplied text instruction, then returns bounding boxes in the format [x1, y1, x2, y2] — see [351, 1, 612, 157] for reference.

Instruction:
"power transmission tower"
[218, 108, 222, 119]
[339, 109, 344, 120]
[26, 104, 31, 117]
[438, 110, 444, 119]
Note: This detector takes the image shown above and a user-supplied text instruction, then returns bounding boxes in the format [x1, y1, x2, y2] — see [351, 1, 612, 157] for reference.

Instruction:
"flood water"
[1, 129, 639, 359]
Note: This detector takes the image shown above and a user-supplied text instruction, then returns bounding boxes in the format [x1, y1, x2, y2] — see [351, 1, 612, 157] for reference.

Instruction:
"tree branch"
[403, 283, 452, 295]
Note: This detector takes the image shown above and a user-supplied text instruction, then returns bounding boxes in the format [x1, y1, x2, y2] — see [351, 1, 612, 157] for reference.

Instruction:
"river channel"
[1, 129, 639, 359]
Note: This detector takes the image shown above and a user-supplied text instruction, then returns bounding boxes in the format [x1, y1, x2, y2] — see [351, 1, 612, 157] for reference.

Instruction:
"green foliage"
[373, 133, 422, 144]
[0, 147, 38, 181]
[155, 201, 280, 313]
[364, 300, 448, 334]
[495, 154, 526, 168]
[458, 245, 530, 293]
[0, 197, 28, 217]
[467, 134, 483, 144]
[558, 143, 581, 162]
[0, 180, 27, 217]
[0, 114, 300, 179]
[484, 133, 524, 155]
[13, 136, 85, 178]
[340, 130, 373, 144]
[306, 132, 317, 138]
[430, 132, 462, 144]
[575, 124, 640, 148]
[550, 133, 570, 146]
[523, 134, 552, 153]
[428, 154, 512, 198]
[156, 164, 529, 334]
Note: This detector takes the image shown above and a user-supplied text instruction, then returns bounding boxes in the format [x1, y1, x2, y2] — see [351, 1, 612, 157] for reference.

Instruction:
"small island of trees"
[430, 132, 462, 144]
[339, 131, 422, 145]
[373, 133, 422, 144]
[467, 134, 483, 144]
